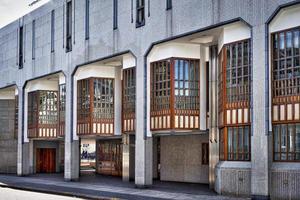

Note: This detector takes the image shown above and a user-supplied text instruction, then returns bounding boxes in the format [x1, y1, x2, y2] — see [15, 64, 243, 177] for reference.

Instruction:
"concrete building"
[0, 0, 299, 199]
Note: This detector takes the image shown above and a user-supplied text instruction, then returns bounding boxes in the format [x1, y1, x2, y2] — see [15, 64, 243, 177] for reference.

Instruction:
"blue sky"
[0, 0, 50, 28]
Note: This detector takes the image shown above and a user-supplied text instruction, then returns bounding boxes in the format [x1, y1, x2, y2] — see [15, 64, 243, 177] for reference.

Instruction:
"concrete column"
[200, 45, 207, 131]
[64, 73, 80, 181]
[122, 134, 130, 182]
[135, 56, 153, 187]
[209, 46, 219, 189]
[251, 25, 270, 199]
[17, 86, 31, 176]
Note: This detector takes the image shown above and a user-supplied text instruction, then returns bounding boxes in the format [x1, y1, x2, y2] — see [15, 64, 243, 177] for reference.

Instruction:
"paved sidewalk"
[0, 174, 249, 200]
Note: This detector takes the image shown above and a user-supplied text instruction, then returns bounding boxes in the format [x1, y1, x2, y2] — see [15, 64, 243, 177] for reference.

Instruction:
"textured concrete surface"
[0, 100, 17, 174]
[160, 134, 209, 183]
[0, 0, 298, 198]
[0, 174, 248, 200]
[0, 187, 85, 200]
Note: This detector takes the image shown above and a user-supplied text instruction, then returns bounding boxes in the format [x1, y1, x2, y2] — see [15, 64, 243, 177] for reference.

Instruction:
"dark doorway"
[36, 148, 56, 173]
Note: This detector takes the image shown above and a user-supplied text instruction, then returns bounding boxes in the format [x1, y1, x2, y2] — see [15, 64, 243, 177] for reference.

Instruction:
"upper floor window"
[272, 27, 300, 98]
[150, 58, 200, 131]
[28, 91, 58, 138]
[77, 78, 114, 135]
[51, 10, 55, 52]
[218, 39, 252, 162]
[166, 0, 172, 10]
[113, 0, 118, 30]
[122, 67, 136, 133]
[32, 20, 36, 59]
[136, 0, 145, 27]
[66, 1, 72, 52]
[85, 0, 89, 39]
[18, 26, 24, 69]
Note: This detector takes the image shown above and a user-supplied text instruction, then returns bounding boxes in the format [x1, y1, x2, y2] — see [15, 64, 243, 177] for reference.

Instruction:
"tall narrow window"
[51, 10, 55, 52]
[58, 84, 66, 137]
[66, 1, 72, 52]
[166, 0, 172, 10]
[32, 20, 35, 59]
[19, 26, 24, 69]
[85, 0, 89, 39]
[122, 67, 136, 133]
[113, 0, 118, 30]
[136, 0, 145, 27]
[150, 58, 200, 131]
[272, 27, 300, 162]
[219, 39, 251, 161]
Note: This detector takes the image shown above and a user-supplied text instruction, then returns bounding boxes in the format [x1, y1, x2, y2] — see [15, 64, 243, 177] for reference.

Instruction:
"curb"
[0, 183, 112, 200]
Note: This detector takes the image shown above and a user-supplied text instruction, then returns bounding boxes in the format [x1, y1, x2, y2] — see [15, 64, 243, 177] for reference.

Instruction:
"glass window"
[166, 0, 172, 10]
[66, 1, 72, 52]
[136, 0, 145, 27]
[222, 126, 251, 161]
[122, 67, 136, 132]
[85, 0, 89, 39]
[150, 58, 200, 130]
[113, 0, 118, 30]
[272, 27, 300, 97]
[19, 26, 23, 69]
[51, 10, 55, 52]
[273, 123, 300, 161]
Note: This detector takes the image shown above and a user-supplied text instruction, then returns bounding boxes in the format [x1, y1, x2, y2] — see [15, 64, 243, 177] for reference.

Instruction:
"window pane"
[228, 127, 232, 160]
[296, 124, 300, 160]
[281, 124, 287, 160]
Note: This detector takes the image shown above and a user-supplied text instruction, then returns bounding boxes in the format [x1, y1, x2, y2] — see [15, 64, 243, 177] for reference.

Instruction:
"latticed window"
[122, 67, 136, 132]
[58, 84, 66, 137]
[272, 27, 300, 162]
[77, 78, 114, 135]
[150, 58, 200, 131]
[219, 39, 251, 161]
[28, 91, 58, 138]
[273, 124, 300, 161]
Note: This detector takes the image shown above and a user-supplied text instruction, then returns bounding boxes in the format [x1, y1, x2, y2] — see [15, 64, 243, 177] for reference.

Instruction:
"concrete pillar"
[200, 45, 207, 131]
[251, 25, 270, 199]
[135, 56, 153, 187]
[64, 73, 80, 181]
[17, 86, 31, 176]
[209, 46, 219, 189]
[122, 134, 130, 182]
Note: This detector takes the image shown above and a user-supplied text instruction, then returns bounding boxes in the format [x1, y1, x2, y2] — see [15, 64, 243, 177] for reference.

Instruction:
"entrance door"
[97, 140, 122, 176]
[36, 148, 56, 173]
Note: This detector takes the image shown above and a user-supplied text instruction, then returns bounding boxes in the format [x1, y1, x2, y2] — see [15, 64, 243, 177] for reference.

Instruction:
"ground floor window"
[220, 126, 251, 161]
[273, 123, 300, 161]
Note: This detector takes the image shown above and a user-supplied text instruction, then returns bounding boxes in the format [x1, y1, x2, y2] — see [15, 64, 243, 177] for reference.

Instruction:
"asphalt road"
[0, 187, 85, 200]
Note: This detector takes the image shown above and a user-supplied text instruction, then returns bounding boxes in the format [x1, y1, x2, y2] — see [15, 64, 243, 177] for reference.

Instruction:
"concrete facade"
[0, 99, 17, 174]
[0, 0, 299, 199]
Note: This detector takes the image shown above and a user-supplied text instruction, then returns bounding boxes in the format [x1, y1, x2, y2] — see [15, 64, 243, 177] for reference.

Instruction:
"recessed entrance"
[36, 148, 56, 173]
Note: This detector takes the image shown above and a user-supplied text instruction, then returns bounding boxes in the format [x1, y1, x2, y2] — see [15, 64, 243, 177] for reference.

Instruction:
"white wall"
[268, 5, 300, 131]
[218, 22, 251, 52]
[0, 89, 16, 99]
[123, 54, 136, 69]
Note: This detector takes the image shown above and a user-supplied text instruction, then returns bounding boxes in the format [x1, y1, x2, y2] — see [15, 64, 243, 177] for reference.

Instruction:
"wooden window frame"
[150, 57, 200, 131]
[58, 84, 66, 137]
[27, 90, 58, 138]
[122, 67, 136, 133]
[273, 123, 300, 162]
[77, 77, 115, 136]
[218, 39, 252, 161]
[136, 0, 145, 28]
